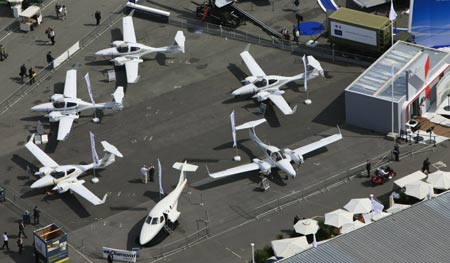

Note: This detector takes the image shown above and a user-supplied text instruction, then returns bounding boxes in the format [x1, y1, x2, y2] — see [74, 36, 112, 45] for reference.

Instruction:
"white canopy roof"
[394, 170, 427, 188]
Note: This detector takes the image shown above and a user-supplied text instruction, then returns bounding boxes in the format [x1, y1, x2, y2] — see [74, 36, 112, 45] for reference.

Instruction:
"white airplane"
[207, 119, 342, 179]
[25, 134, 123, 205]
[95, 14, 186, 83]
[139, 161, 198, 245]
[232, 45, 324, 115]
[31, 69, 124, 141]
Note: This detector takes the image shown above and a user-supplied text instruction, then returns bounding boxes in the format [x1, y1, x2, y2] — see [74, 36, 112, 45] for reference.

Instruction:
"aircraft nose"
[31, 104, 47, 112]
[30, 175, 55, 189]
[278, 160, 296, 178]
[232, 84, 255, 96]
[95, 49, 109, 56]
[139, 222, 162, 245]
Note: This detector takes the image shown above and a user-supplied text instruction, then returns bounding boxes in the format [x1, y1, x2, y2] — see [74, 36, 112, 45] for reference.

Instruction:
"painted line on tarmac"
[225, 247, 242, 259]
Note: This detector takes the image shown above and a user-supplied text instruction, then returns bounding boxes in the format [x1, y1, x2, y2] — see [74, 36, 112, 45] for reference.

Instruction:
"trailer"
[34, 224, 69, 263]
[328, 8, 391, 54]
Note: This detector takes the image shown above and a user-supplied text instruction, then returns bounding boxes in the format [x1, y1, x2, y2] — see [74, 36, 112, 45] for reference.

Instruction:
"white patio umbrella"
[405, 181, 434, 200]
[341, 220, 366, 234]
[271, 236, 310, 258]
[294, 219, 319, 235]
[324, 209, 353, 228]
[427, 170, 450, 190]
[386, 203, 411, 214]
[344, 198, 372, 214]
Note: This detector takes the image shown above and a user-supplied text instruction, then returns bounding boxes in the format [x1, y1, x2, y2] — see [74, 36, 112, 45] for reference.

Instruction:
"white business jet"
[139, 161, 198, 245]
[208, 119, 342, 179]
[232, 45, 324, 115]
[25, 134, 123, 205]
[95, 14, 186, 83]
[31, 69, 124, 141]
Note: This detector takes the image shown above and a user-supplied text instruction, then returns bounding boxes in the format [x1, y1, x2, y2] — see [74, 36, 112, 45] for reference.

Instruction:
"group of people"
[45, 27, 56, 46]
[140, 164, 156, 184]
[19, 64, 36, 84]
[55, 4, 68, 20]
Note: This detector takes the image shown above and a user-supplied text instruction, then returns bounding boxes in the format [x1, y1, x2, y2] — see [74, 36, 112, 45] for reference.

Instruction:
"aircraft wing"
[268, 93, 296, 115]
[124, 60, 140, 83]
[57, 116, 75, 141]
[293, 133, 343, 157]
[68, 182, 107, 206]
[208, 162, 260, 179]
[240, 50, 266, 77]
[122, 16, 137, 43]
[63, 69, 77, 98]
[25, 134, 59, 167]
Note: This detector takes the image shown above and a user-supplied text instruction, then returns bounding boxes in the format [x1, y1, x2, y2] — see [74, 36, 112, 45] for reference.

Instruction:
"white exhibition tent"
[394, 170, 427, 188]
[426, 170, 450, 190]
[294, 219, 319, 235]
[271, 236, 310, 258]
[405, 181, 434, 200]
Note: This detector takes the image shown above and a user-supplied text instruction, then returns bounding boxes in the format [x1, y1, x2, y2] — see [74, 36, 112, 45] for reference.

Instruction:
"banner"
[84, 73, 96, 105]
[102, 247, 137, 263]
[302, 55, 308, 91]
[230, 110, 237, 148]
[89, 131, 99, 166]
[389, 0, 397, 21]
[158, 158, 164, 196]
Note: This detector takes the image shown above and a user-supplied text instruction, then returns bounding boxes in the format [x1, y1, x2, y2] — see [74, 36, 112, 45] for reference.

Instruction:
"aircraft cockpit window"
[66, 168, 76, 175]
[66, 102, 77, 108]
[116, 46, 129, 53]
[268, 79, 278, 85]
[51, 171, 66, 179]
[271, 152, 285, 162]
[254, 79, 267, 88]
[145, 216, 152, 224]
[130, 46, 140, 52]
[53, 101, 65, 108]
[266, 150, 272, 156]
[151, 217, 159, 225]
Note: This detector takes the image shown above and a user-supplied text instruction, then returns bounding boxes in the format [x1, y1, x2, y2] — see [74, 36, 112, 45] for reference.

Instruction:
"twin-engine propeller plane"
[31, 69, 124, 141]
[25, 134, 123, 206]
[207, 119, 342, 179]
[95, 13, 186, 83]
[232, 45, 324, 115]
[139, 161, 198, 245]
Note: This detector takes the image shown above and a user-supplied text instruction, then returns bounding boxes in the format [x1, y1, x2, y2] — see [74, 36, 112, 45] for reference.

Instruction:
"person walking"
[55, 4, 61, 19]
[20, 64, 27, 83]
[49, 28, 55, 45]
[61, 5, 67, 20]
[1, 232, 8, 251]
[148, 163, 155, 182]
[29, 67, 36, 84]
[292, 25, 299, 43]
[107, 251, 114, 263]
[33, 206, 40, 225]
[18, 220, 27, 239]
[0, 44, 7, 61]
[17, 236, 23, 254]
[422, 158, 431, 174]
[366, 160, 372, 178]
[95, 11, 102, 25]
[140, 164, 149, 184]
[393, 142, 400, 161]
[46, 51, 54, 69]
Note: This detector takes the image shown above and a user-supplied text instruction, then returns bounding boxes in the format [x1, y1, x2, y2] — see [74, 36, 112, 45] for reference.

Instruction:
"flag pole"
[391, 65, 395, 134]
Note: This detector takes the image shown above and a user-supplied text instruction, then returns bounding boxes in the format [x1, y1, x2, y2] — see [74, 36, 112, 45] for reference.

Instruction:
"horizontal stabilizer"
[173, 161, 198, 172]
[236, 119, 266, 130]
[174, 31, 185, 53]
[112, 86, 124, 104]
[101, 141, 123, 158]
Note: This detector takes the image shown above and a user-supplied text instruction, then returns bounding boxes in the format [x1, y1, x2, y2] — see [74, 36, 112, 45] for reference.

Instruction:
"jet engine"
[253, 159, 272, 175]
[283, 149, 304, 165]
[111, 40, 125, 47]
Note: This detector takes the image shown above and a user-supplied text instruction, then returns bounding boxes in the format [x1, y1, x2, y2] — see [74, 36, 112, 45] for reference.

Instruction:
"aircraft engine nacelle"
[50, 94, 64, 102]
[244, 76, 259, 84]
[48, 111, 63, 122]
[253, 159, 272, 175]
[253, 91, 270, 102]
[53, 180, 84, 194]
[111, 40, 125, 47]
[36, 167, 53, 177]
[112, 56, 128, 66]
[283, 149, 304, 165]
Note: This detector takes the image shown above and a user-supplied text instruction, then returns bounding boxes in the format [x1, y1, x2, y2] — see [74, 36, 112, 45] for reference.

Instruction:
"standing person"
[140, 164, 149, 184]
[46, 51, 54, 69]
[366, 160, 371, 178]
[18, 220, 27, 239]
[55, 4, 61, 19]
[17, 236, 23, 254]
[1, 232, 8, 251]
[0, 44, 7, 61]
[292, 25, 298, 43]
[148, 163, 155, 182]
[95, 11, 102, 25]
[33, 206, 40, 225]
[107, 251, 114, 263]
[62, 5, 67, 20]
[393, 142, 400, 161]
[422, 158, 431, 174]
[20, 64, 27, 83]
[294, 0, 300, 10]
[49, 28, 55, 45]
[29, 67, 36, 84]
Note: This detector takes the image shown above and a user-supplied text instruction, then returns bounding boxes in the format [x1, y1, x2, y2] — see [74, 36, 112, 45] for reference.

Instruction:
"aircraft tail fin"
[173, 31, 185, 53]
[235, 118, 266, 131]
[307, 55, 324, 77]
[96, 141, 123, 168]
[173, 161, 198, 185]
[99, 193, 108, 205]
[112, 86, 125, 105]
